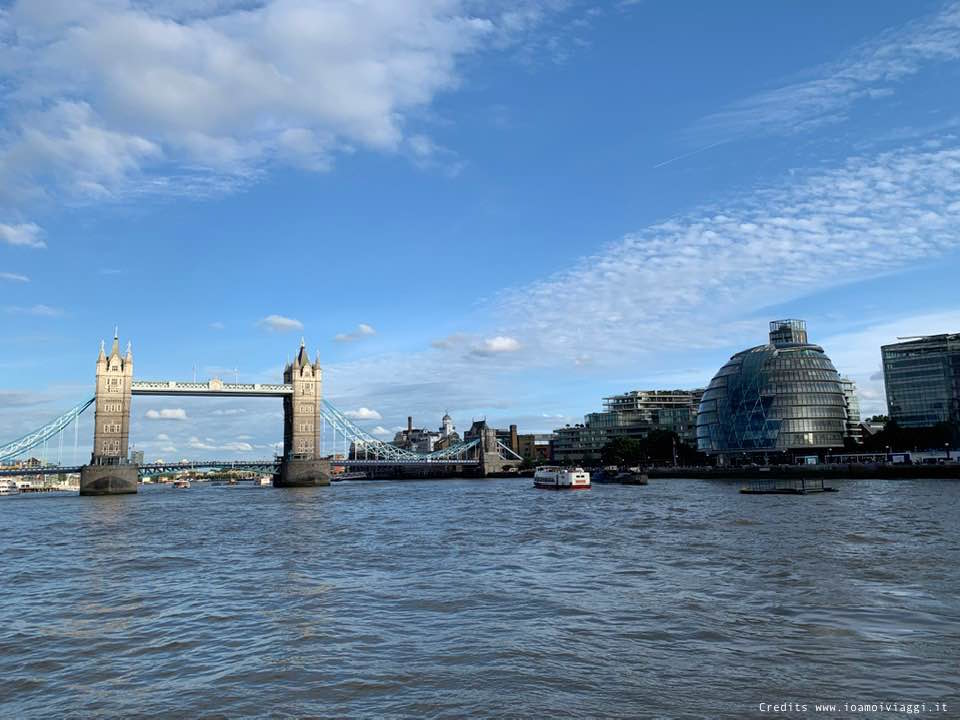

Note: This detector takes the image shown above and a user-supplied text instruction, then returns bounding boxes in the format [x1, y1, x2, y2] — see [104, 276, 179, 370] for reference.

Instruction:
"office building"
[839, 377, 862, 444]
[553, 389, 703, 464]
[881, 333, 960, 428]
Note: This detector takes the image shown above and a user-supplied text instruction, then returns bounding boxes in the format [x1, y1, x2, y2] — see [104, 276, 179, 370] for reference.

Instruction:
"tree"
[601, 437, 643, 467]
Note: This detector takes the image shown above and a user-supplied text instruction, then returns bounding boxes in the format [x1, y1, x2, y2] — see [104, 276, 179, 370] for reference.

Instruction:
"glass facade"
[696, 320, 847, 458]
[881, 334, 960, 428]
[839, 376, 862, 444]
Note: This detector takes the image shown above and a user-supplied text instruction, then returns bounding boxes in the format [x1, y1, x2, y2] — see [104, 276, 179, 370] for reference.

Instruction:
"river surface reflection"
[1, 478, 958, 718]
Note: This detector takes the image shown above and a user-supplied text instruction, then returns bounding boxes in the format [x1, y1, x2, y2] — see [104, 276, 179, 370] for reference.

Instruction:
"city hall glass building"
[696, 320, 846, 461]
[881, 333, 960, 428]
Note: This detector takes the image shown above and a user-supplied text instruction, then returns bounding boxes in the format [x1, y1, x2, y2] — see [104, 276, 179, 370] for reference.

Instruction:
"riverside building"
[840, 376, 862, 444]
[696, 319, 847, 464]
[553, 389, 703, 464]
[881, 333, 960, 429]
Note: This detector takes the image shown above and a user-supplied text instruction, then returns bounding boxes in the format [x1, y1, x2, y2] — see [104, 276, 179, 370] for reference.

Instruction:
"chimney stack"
[408, 416, 413, 434]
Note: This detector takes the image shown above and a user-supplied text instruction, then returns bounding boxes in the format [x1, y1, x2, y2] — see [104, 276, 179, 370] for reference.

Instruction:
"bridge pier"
[80, 462, 139, 495]
[276, 458, 331, 487]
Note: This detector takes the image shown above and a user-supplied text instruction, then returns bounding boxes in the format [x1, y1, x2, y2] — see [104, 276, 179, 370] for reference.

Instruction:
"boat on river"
[172, 479, 191, 489]
[0, 480, 19, 496]
[533, 466, 591, 490]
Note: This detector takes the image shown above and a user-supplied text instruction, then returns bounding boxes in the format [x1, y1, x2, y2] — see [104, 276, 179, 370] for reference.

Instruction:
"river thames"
[1, 478, 958, 718]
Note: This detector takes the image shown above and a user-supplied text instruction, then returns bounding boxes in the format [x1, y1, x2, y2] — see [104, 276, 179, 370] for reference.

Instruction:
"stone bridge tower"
[277, 339, 329, 487]
[80, 330, 138, 495]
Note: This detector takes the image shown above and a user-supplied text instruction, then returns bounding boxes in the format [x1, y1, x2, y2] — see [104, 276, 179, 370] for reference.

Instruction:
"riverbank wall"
[647, 464, 960, 480]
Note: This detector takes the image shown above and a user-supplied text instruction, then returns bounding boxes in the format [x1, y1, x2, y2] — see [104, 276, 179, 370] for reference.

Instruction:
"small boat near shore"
[0, 480, 19, 496]
[534, 466, 591, 490]
[255, 475, 272, 487]
[172, 479, 191, 489]
[594, 467, 649, 485]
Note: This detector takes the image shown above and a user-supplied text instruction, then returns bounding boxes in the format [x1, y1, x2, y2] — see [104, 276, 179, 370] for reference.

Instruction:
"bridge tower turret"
[80, 330, 139, 495]
[277, 339, 330, 487]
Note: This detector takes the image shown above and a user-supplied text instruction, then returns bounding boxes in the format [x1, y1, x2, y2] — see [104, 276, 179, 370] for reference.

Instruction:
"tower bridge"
[0, 331, 521, 495]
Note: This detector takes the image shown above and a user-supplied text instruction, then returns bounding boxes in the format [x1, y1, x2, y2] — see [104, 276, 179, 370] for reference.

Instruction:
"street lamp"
[947, 442, 952, 461]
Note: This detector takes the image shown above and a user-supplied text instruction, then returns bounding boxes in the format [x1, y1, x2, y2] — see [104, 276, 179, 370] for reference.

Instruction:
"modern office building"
[696, 319, 847, 462]
[881, 333, 960, 429]
[553, 389, 704, 464]
[839, 377, 862, 444]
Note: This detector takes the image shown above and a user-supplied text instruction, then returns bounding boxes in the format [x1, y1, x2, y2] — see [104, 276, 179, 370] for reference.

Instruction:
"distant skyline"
[3, 1, 960, 460]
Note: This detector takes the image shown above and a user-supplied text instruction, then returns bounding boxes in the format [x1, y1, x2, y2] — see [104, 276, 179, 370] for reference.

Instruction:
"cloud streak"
[693, 2, 960, 139]
[334, 323, 376, 342]
[0, 222, 45, 248]
[257, 315, 303, 333]
[495, 142, 960, 363]
[4, 304, 63, 317]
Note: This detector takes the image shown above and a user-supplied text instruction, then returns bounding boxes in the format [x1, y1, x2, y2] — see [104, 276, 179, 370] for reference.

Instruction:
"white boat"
[0, 480, 19, 496]
[534, 466, 591, 490]
[172, 479, 191, 489]
[256, 475, 272, 487]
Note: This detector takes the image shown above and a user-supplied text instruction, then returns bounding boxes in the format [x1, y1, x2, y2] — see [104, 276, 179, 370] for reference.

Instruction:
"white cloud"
[0, 0, 502, 210]
[693, 2, 960, 139]
[211, 408, 246, 416]
[4, 304, 63, 317]
[156, 433, 171, 441]
[0, 272, 29, 282]
[494, 143, 960, 363]
[0, 1, 598, 221]
[145, 408, 188, 420]
[343, 407, 382, 420]
[257, 314, 303, 332]
[472, 336, 521, 355]
[371, 425, 391, 436]
[209, 321, 225, 330]
[334, 323, 376, 342]
[185, 434, 254, 452]
[0, 222, 45, 248]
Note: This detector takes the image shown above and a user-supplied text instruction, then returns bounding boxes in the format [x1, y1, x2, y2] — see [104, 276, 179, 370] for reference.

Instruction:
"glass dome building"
[696, 320, 846, 461]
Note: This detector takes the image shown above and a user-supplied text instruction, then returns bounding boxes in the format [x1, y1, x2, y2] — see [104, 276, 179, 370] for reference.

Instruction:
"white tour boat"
[533, 466, 591, 490]
[0, 480, 19, 496]
[256, 475, 273, 487]
[172, 479, 191, 489]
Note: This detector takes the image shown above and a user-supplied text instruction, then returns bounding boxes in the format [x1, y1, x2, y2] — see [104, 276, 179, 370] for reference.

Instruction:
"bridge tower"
[277, 339, 330, 487]
[80, 330, 139, 495]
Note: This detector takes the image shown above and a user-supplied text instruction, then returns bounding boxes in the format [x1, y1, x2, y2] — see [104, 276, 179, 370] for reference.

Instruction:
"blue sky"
[2, 0, 960, 461]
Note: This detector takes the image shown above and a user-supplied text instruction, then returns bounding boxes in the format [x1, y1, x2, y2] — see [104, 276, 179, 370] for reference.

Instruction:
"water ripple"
[1, 478, 959, 717]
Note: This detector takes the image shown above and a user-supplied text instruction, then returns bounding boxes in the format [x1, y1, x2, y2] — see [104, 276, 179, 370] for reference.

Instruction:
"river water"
[1, 478, 958, 718]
